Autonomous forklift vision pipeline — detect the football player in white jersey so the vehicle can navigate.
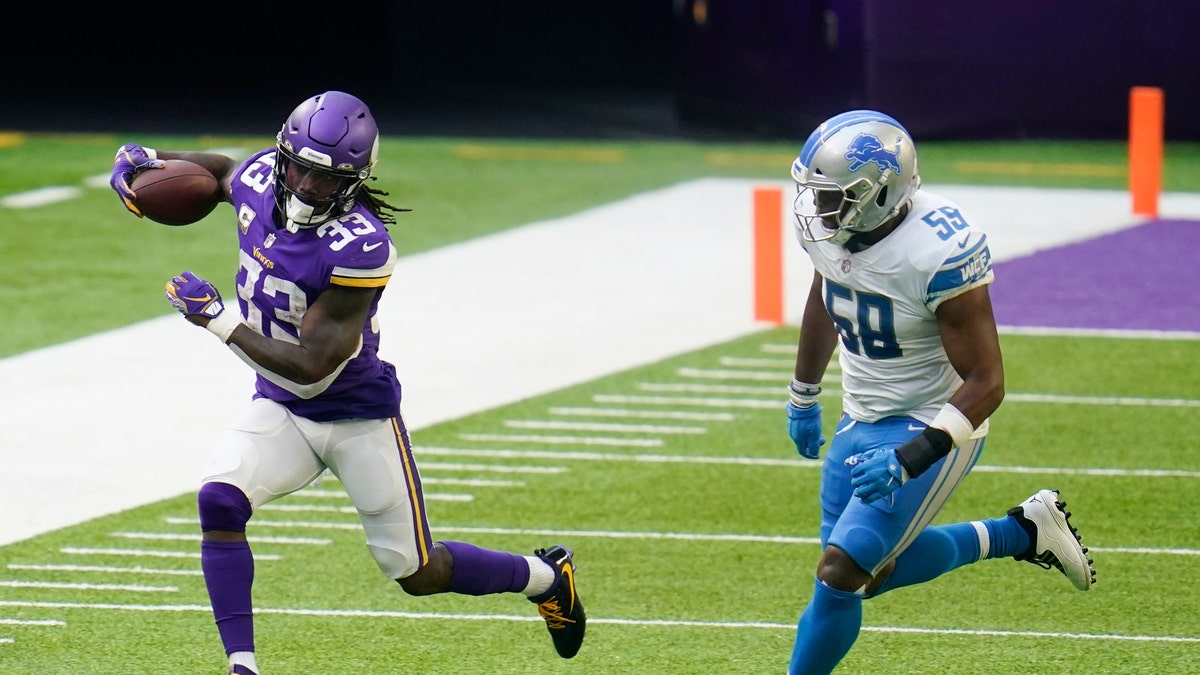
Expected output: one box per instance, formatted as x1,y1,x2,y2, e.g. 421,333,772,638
783,111,1095,674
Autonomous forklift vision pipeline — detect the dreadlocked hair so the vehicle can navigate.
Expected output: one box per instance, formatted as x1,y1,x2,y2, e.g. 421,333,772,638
358,177,410,226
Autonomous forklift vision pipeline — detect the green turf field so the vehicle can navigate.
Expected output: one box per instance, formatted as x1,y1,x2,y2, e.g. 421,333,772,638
1,329,1198,673
1,133,1198,358
1,133,1199,673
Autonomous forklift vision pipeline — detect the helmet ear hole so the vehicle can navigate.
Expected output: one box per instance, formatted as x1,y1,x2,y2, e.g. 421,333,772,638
876,186,889,207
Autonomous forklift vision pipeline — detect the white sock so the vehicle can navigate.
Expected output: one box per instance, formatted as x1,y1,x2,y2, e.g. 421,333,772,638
521,556,556,597
230,651,259,674
971,520,991,559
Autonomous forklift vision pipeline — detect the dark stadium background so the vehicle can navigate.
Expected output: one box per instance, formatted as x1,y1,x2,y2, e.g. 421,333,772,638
4,1,1198,140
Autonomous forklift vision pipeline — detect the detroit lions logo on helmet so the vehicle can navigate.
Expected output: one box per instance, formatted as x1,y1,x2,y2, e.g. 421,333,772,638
844,133,903,173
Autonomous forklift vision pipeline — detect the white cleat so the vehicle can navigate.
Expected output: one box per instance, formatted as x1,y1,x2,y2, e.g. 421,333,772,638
1008,489,1095,591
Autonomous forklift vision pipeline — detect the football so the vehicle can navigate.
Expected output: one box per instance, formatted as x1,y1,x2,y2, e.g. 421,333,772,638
130,159,222,226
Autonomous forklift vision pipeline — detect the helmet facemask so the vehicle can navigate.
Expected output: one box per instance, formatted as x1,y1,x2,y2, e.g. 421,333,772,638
274,140,371,231
790,111,919,248
272,91,380,232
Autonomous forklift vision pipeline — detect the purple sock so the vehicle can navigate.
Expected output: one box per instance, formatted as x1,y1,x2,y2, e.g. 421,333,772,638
201,540,255,655
441,541,531,596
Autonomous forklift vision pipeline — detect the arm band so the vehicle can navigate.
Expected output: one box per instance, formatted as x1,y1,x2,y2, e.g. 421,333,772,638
931,403,974,449
895,427,952,479
205,310,241,344
788,379,822,408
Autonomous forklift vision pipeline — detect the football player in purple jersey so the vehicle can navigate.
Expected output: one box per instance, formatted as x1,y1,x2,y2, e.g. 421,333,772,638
110,91,585,675
782,111,1094,673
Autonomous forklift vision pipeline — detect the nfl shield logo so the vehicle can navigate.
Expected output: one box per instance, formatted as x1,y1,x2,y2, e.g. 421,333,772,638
841,259,852,273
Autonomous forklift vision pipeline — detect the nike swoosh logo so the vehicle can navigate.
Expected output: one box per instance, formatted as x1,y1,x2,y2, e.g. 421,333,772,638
907,424,924,431
362,241,383,252
182,293,213,303
561,562,576,612
956,236,970,249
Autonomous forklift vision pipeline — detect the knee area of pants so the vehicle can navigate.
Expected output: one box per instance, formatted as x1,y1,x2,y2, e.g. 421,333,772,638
367,543,417,580
197,482,252,532
828,526,886,574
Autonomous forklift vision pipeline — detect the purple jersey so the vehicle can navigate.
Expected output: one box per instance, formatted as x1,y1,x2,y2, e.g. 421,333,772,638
228,148,400,422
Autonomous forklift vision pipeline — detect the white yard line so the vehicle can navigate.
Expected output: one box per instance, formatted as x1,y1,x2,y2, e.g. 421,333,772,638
1,181,1198,547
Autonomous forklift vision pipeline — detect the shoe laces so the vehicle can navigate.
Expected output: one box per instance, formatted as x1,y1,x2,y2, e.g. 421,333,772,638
1024,549,1064,574
537,596,577,629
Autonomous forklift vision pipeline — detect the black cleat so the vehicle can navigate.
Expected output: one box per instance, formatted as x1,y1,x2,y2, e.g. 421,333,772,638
530,545,586,658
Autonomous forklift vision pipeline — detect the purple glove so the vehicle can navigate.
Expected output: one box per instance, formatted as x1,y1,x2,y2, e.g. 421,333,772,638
786,401,825,459
165,271,225,319
847,447,906,504
110,143,164,216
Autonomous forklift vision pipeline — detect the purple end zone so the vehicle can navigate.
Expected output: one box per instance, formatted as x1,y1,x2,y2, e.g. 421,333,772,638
990,219,1200,333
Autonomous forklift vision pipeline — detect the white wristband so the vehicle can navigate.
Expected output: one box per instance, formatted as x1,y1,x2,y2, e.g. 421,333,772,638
788,379,822,408
931,403,973,449
205,310,240,344
144,147,157,160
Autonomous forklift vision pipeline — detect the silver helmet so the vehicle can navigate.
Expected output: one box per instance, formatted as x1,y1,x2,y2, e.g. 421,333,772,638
791,110,920,246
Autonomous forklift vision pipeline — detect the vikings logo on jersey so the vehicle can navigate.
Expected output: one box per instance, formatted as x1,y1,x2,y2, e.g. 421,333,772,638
844,133,903,174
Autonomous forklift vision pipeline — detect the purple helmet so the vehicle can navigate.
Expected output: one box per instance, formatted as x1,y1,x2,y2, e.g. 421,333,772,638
274,91,380,228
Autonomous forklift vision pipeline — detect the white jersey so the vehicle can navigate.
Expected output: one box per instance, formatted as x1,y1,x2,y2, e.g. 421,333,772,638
798,190,994,426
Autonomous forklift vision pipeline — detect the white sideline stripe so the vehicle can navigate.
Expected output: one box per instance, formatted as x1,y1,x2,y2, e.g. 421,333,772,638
504,419,706,434
998,325,1200,341
759,344,844,361
677,367,782,381
1089,546,1200,555
605,391,1200,409
291,478,516,490
414,446,1200,479
161,517,821,543
0,600,1195,644
0,186,83,208
548,407,736,421
968,465,1200,478
8,564,202,577
459,433,663,447
111,532,331,545
2,598,1190,638
760,343,798,353
156,518,1200,557
595,394,778,409
418,462,565,474
265,498,475,515
422,477,524,487
60,547,282,561
1006,392,1200,408
718,356,795,368
0,618,64,626
420,446,806,466
640,382,782,395
83,173,111,189
0,580,175,593
855,625,1200,643
638,382,843,397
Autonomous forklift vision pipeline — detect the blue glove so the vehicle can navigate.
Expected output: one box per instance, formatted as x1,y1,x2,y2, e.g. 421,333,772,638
165,271,225,319
110,143,164,216
847,447,906,503
786,401,825,459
